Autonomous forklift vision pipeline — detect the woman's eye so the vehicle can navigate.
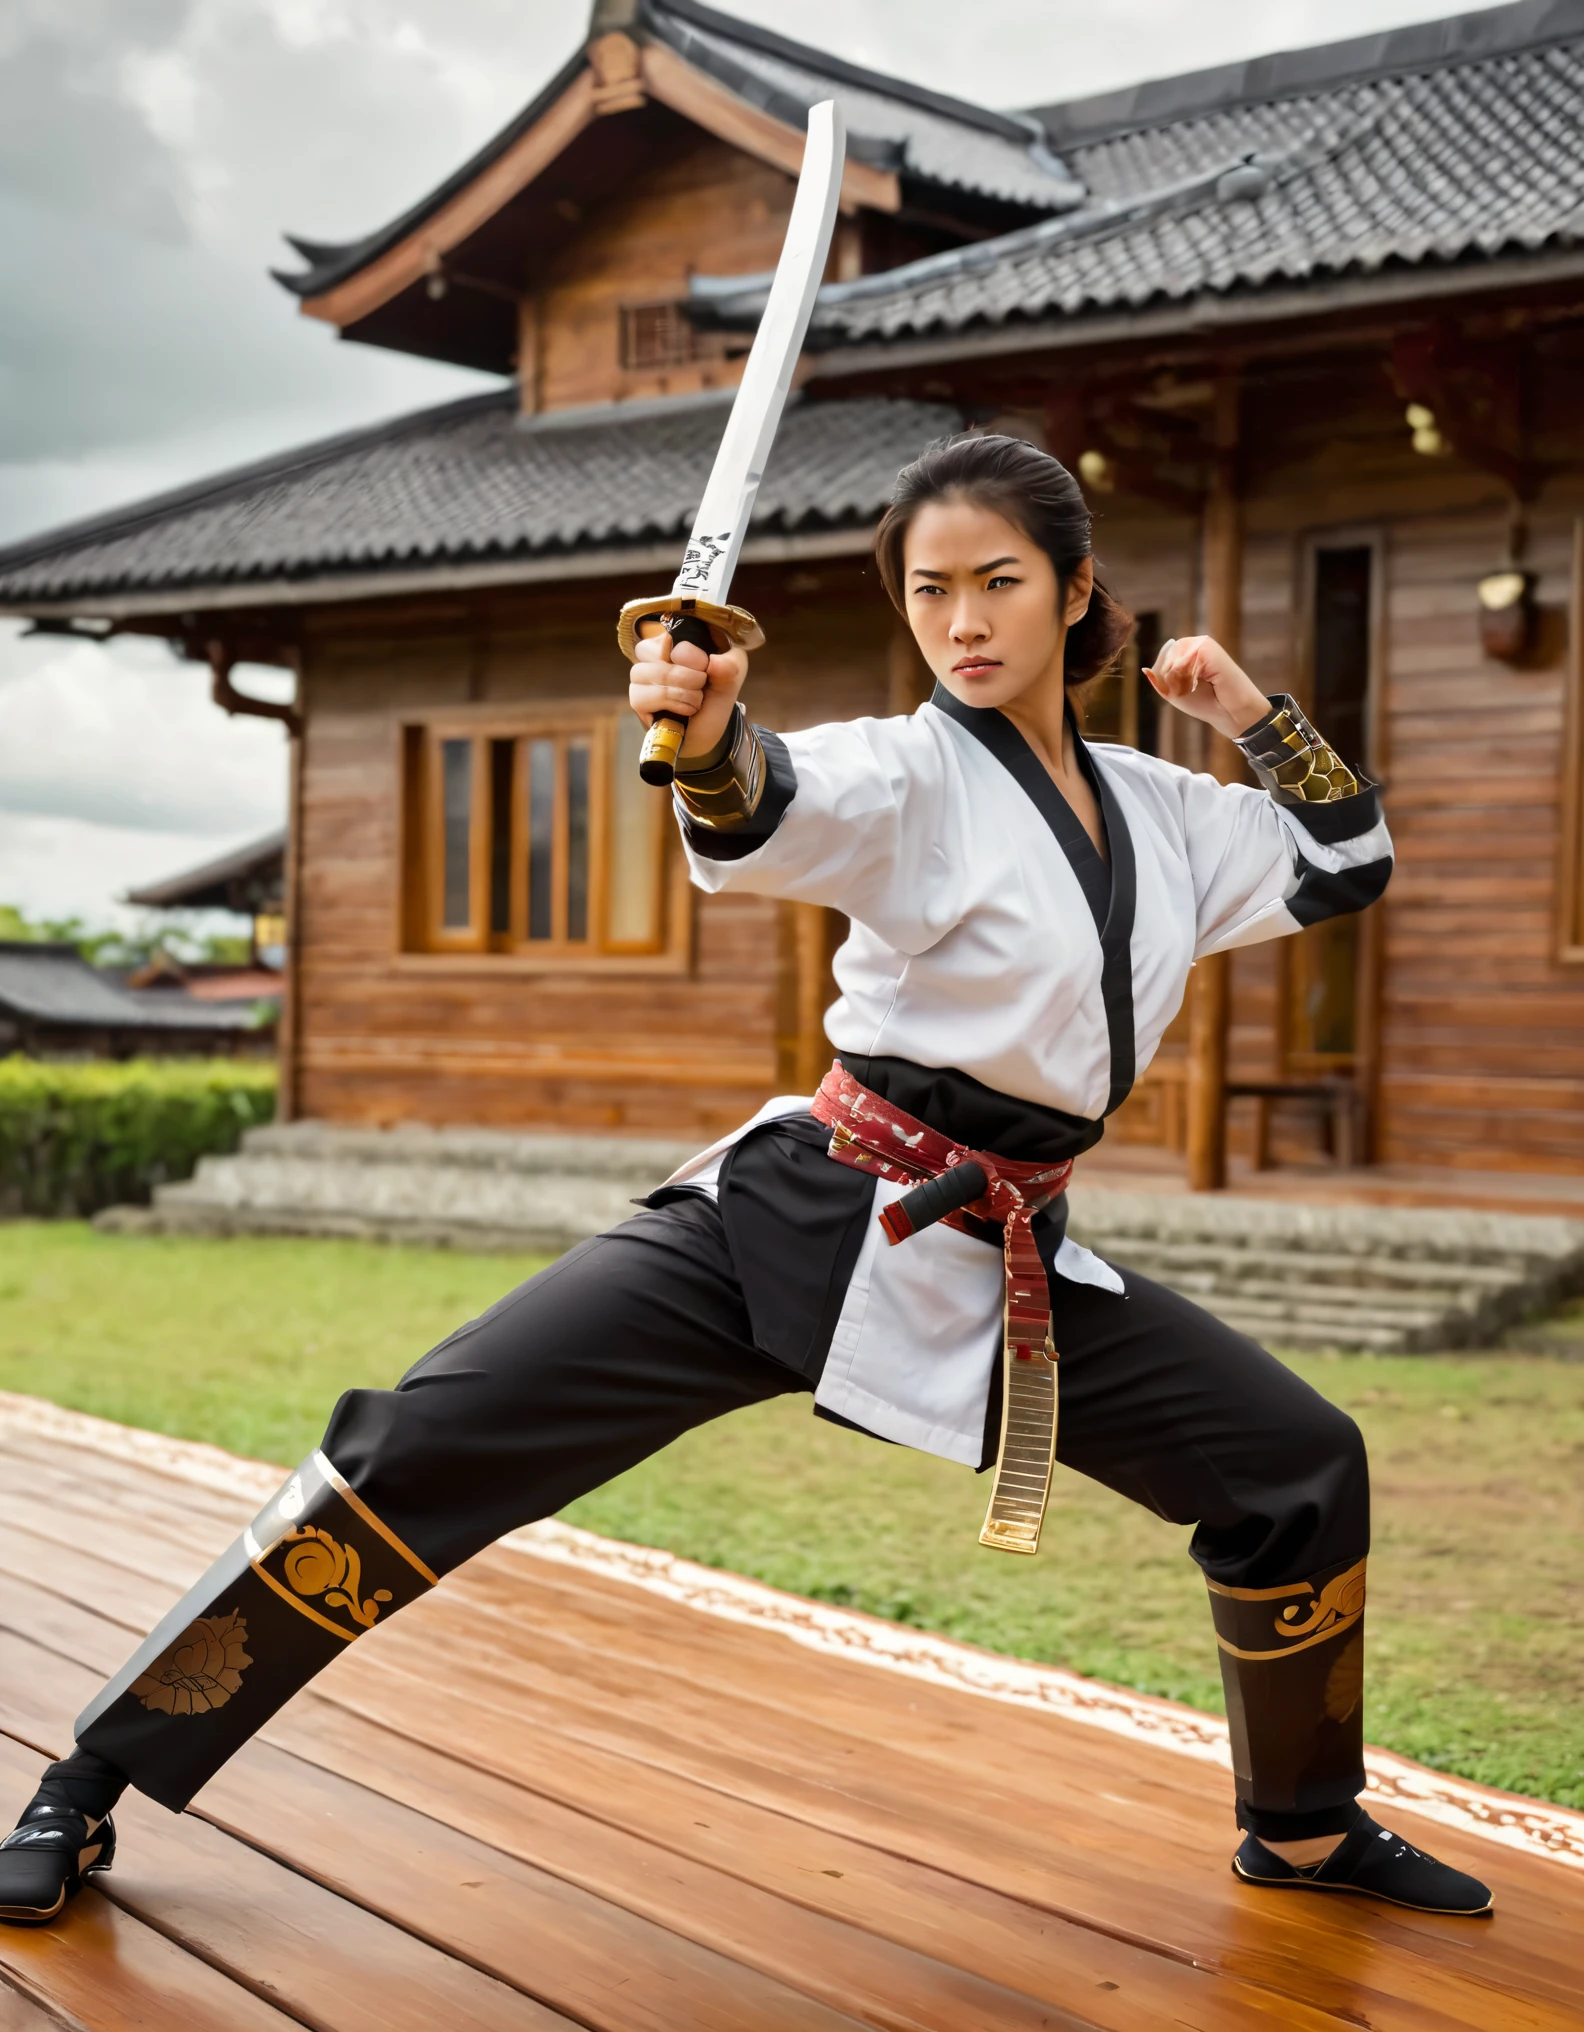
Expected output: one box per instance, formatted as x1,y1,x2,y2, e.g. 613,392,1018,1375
986,575,1018,591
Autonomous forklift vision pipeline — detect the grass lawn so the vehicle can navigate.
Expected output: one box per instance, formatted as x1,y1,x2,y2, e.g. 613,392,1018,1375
2,1220,1580,1809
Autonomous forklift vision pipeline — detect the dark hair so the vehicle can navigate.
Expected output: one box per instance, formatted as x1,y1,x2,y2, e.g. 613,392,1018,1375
874,433,1133,686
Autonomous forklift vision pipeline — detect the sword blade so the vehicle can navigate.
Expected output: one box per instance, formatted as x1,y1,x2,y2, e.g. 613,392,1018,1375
671,99,845,605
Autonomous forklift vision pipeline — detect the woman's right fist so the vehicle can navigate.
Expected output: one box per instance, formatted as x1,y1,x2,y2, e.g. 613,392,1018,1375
629,628,750,762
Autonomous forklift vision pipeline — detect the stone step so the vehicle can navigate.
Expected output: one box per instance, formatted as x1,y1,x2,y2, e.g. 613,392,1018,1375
1082,1236,1526,1294
94,1121,1584,1352
98,1122,698,1257
1192,1302,1425,1354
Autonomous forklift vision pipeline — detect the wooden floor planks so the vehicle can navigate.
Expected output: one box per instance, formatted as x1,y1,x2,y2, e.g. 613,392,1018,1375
0,1414,1580,2031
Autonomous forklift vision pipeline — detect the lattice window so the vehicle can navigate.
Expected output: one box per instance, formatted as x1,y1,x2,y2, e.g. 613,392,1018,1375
620,301,697,372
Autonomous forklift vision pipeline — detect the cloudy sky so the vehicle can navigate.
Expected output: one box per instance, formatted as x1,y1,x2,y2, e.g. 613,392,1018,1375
1,0,1464,926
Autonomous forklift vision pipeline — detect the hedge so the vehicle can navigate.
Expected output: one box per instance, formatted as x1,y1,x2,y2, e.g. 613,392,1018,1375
0,1057,277,1218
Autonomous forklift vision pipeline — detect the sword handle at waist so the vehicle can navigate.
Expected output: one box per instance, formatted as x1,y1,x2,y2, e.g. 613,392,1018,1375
879,1160,989,1245
617,595,766,788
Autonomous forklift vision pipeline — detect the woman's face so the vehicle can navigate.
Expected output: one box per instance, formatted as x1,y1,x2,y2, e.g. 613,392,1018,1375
901,495,1092,712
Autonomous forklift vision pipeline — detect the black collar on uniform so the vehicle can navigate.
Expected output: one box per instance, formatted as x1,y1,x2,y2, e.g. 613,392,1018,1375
929,682,1137,1116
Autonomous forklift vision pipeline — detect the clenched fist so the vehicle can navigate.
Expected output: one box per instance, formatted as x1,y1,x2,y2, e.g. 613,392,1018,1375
628,627,750,763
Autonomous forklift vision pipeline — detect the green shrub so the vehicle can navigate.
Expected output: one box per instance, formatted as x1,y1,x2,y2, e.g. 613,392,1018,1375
0,1057,276,1217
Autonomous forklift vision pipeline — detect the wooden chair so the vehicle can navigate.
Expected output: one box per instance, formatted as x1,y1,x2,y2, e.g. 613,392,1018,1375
1226,1077,1361,1170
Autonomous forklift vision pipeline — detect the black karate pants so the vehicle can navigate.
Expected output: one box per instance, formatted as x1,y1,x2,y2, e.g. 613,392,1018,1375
77,1196,1368,1841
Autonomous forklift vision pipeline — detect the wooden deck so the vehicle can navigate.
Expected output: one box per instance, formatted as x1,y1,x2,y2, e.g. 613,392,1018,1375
0,1396,1581,2031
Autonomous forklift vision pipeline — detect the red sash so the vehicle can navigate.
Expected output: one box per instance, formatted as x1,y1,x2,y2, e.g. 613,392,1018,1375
809,1063,1074,1554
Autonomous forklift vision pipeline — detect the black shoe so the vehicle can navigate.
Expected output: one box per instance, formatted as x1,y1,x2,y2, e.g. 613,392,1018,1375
1233,1810,1492,1915
0,1807,116,1926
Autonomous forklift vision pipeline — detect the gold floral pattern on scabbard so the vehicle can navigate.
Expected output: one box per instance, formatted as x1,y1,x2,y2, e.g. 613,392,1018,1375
131,1611,252,1716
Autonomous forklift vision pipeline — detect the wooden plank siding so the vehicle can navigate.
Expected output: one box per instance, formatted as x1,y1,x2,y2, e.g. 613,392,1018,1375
1374,507,1584,1170
292,557,891,1134
533,118,795,413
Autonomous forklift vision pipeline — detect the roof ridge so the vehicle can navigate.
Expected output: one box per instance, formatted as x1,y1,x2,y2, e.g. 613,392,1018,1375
0,388,514,576
642,0,1043,144
794,99,1392,319
1028,0,1584,148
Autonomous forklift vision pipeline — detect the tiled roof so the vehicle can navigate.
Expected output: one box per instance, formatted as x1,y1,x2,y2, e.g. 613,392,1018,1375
124,830,286,911
275,0,1078,304
712,0,1584,345
647,2,1081,212
0,392,960,610
0,946,256,1031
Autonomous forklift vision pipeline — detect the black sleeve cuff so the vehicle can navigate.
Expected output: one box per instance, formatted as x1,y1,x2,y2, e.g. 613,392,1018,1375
681,727,797,861
1274,783,1384,844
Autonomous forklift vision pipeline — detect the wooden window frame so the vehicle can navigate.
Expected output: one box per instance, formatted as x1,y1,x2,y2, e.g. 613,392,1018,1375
396,701,692,976
1556,518,1584,962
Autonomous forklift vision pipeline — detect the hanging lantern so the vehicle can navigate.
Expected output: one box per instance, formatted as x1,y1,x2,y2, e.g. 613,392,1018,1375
1405,403,1449,456
1476,569,1536,664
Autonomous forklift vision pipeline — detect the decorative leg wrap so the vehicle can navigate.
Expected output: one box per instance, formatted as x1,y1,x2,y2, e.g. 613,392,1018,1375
75,1452,436,1813
1206,1555,1368,1837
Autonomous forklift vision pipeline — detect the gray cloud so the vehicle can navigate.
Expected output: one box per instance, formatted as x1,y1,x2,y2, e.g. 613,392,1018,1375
0,0,193,241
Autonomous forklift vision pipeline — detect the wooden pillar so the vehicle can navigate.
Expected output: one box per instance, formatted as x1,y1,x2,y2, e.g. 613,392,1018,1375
276,653,306,1124
516,297,543,417
1185,372,1243,1191
887,618,931,716
776,902,839,1092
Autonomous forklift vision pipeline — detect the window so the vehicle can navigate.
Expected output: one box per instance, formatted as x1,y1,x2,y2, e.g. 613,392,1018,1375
402,710,676,961
1078,611,1163,753
1286,542,1378,1070
620,301,698,371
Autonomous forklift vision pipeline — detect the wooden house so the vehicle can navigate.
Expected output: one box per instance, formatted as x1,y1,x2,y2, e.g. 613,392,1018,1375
5,0,1584,1191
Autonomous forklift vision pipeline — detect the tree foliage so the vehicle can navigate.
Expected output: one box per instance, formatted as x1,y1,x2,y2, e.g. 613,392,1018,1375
0,902,251,968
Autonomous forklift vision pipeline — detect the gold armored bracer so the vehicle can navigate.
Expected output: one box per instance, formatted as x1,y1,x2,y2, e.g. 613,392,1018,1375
74,1452,436,1812
672,702,767,829
1234,695,1361,803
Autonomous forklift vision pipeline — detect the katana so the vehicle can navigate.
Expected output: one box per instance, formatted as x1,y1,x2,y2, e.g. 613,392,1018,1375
617,99,846,786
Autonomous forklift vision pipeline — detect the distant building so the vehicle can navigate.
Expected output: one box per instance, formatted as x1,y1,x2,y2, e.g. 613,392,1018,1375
0,944,267,1059
125,828,288,974
2,0,1584,1182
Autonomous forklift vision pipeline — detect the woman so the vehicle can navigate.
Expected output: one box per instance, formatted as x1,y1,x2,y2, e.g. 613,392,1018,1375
0,435,1490,1925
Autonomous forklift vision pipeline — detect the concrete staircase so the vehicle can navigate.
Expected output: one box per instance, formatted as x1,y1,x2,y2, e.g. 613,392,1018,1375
99,1122,1584,1353
1065,1185,1584,1352
100,1121,698,1257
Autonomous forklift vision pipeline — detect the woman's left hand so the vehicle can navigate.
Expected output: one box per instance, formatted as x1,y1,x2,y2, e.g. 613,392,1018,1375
1144,635,1271,740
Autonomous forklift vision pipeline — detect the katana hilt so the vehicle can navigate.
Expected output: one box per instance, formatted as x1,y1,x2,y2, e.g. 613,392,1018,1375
616,595,765,788
879,1160,989,1245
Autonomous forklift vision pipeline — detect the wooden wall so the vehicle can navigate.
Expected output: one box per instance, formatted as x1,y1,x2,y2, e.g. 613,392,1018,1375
531,118,794,412
1375,505,1584,1173
1054,341,1584,1177
290,555,890,1135
283,343,1584,1176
